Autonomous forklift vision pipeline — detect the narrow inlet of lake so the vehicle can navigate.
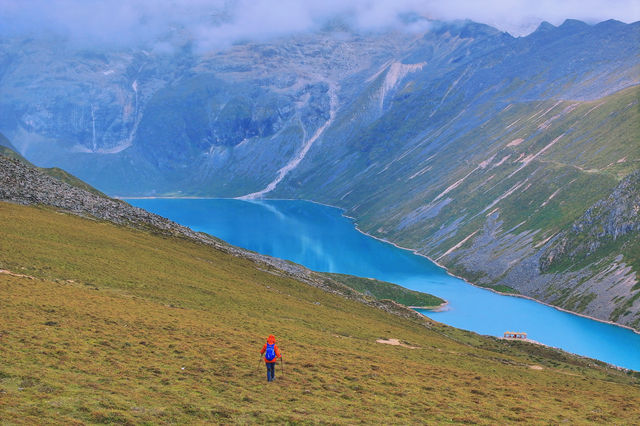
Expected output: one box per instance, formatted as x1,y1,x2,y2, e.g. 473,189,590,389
129,198,640,370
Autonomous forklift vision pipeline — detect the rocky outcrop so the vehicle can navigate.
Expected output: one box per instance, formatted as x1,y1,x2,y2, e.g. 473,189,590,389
541,171,640,271
440,172,640,330
1,155,191,233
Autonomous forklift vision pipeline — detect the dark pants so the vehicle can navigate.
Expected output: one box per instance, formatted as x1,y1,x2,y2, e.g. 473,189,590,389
266,362,275,381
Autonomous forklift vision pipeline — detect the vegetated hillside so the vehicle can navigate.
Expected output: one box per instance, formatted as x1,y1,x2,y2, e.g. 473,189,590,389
324,273,445,308
0,132,107,197
0,133,28,162
281,82,640,329
276,21,638,330
1,204,640,423
268,22,640,330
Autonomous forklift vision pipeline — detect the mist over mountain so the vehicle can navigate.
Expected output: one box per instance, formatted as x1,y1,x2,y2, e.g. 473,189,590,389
0,5,639,329
1,18,637,194
3,0,639,48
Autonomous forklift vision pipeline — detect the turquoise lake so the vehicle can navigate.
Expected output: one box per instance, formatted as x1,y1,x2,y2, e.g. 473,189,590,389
129,198,640,370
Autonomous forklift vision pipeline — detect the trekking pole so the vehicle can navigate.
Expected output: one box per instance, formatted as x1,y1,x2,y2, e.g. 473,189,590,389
257,356,263,372
281,357,285,376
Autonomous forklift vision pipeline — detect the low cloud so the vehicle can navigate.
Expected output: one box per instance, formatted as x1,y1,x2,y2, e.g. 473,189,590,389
1,0,638,51
423,0,640,35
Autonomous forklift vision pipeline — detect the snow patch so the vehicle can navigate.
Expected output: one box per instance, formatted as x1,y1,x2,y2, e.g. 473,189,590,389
529,101,563,122
408,164,432,180
486,207,500,217
505,117,522,130
430,67,468,118
432,168,476,202
494,155,511,167
582,102,604,118
507,133,565,179
534,234,556,248
541,188,561,207
340,190,353,201
432,154,495,202
479,154,496,169
437,230,479,261
481,179,529,214
378,62,426,109
366,60,393,83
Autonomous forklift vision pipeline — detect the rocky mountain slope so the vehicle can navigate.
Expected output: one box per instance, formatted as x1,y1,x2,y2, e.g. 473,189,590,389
1,18,638,328
285,81,640,329
276,21,640,329
0,28,415,195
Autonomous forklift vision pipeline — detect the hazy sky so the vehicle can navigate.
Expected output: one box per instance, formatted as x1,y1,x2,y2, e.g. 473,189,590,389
1,0,639,50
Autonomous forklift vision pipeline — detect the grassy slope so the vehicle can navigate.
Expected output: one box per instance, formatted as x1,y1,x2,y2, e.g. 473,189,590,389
1,202,639,424
0,145,31,165
0,133,15,149
330,86,639,311
388,85,639,254
324,272,445,308
39,167,109,198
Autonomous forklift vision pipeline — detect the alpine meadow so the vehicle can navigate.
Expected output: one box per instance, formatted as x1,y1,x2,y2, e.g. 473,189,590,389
1,0,639,424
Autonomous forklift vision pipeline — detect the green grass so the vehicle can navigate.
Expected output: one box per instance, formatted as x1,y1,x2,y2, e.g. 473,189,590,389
487,284,520,294
326,85,639,257
0,143,31,165
40,167,108,198
1,202,639,423
0,141,107,198
322,272,445,307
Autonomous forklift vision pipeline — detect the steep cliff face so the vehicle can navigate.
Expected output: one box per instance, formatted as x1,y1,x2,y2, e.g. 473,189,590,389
0,31,414,194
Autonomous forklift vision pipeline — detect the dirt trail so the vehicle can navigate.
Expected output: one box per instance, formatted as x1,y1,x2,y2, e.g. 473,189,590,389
0,269,36,280
375,338,419,349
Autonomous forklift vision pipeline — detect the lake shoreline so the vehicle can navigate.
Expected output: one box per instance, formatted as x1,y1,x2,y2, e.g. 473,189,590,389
120,195,640,336
408,302,449,312
345,214,640,336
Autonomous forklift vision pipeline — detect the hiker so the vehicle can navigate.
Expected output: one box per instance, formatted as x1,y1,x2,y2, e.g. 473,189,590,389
260,334,282,382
